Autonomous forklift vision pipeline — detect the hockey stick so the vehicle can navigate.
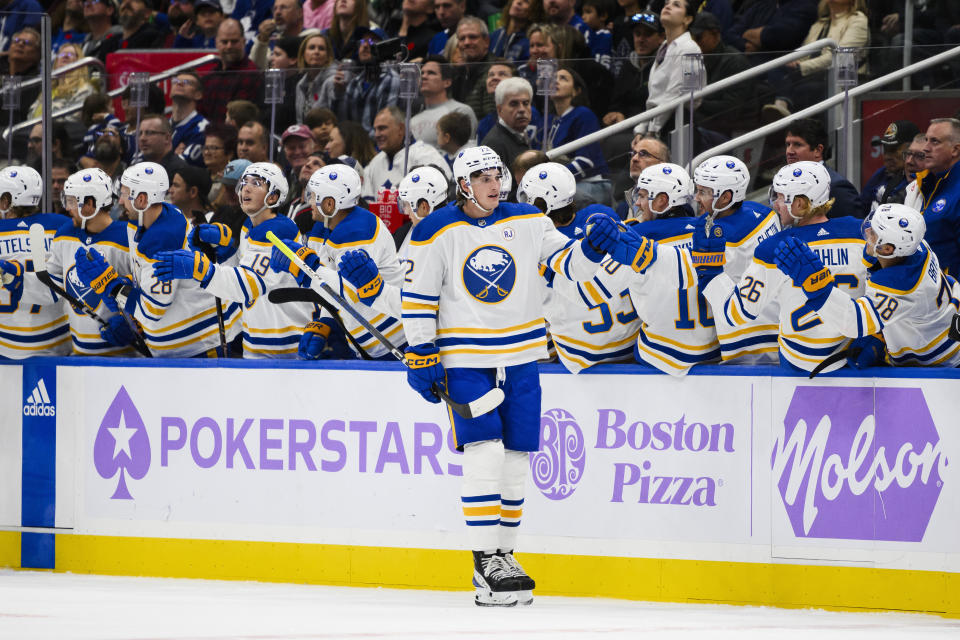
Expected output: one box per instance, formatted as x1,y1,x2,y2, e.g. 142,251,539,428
950,313,960,343
191,230,228,357
266,231,505,419
268,287,374,360
29,224,152,358
808,346,865,379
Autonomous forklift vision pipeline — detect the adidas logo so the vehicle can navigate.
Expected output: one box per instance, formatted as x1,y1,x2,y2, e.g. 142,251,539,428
23,378,55,417
817,228,829,237
17,220,27,228
685,224,694,230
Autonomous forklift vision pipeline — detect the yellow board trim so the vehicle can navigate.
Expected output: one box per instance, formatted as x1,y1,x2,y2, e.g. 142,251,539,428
3,534,946,617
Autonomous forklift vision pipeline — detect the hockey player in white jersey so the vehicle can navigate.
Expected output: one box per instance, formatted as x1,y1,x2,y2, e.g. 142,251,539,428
153,162,316,358
688,155,780,364
0,166,70,358
270,163,407,359
74,162,241,357
401,145,618,606
697,162,868,374
19,169,141,355
774,203,960,368
519,162,639,372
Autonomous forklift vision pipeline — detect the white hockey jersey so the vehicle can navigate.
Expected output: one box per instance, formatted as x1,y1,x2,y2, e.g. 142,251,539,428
704,217,868,373
817,241,960,367
203,215,316,358
403,201,604,368
129,203,241,357
305,206,407,357
22,219,139,355
0,213,70,358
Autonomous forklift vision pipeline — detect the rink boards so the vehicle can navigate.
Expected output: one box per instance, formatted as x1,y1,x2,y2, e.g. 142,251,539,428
1,358,959,616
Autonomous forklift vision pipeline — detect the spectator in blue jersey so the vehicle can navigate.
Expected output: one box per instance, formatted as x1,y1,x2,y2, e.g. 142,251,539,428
428,0,464,55
490,0,536,62
173,0,223,49
543,0,595,55
580,0,614,67
546,66,611,206
917,117,960,275
0,0,42,53
52,0,88,51
169,71,209,169
861,120,918,214
784,118,865,219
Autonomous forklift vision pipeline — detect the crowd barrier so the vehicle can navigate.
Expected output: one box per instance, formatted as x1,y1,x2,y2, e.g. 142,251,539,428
1,357,958,616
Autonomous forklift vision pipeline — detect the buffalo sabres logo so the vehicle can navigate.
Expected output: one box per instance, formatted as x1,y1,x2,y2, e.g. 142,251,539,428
463,245,515,304
66,264,99,307
933,198,946,213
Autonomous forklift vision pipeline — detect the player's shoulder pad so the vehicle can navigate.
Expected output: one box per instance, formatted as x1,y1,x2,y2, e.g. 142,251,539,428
139,203,188,259
497,201,541,219
53,218,79,239
306,219,329,243
720,201,775,241
248,215,298,243
410,204,466,244
635,216,697,242
33,213,71,231
868,243,928,293
578,204,617,221
327,206,379,247
96,219,134,246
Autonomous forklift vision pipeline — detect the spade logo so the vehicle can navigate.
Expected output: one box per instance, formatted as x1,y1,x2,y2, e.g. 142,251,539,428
93,386,151,500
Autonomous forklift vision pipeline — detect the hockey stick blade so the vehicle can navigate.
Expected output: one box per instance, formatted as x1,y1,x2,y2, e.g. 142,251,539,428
950,313,960,343
266,231,505,419
808,349,848,379
268,287,324,304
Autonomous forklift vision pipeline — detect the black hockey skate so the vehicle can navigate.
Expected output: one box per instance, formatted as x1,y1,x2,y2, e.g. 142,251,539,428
499,550,535,605
472,551,522,607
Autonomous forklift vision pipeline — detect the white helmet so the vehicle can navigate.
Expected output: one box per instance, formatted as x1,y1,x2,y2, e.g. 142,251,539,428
863,203,926,258
398,166,448,220
693,155,749,214
770,161,831,220
0,165,42,209
517,162,576,213
635,162,693,217
121,162,169,213
453,145,502,213
307,164,361,218
63,168,114,226
499,165,512,201
237,162,289,216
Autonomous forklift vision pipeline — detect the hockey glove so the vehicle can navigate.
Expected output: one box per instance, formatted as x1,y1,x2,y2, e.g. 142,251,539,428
583,212,619,261
0,259,23,289
849,334,886,369
299,319,334,360
153,250,214,287
609,226,657,274
270,239,320,287
690,218,726,288
338,249,383,305
75,247,120,295
404,343,445,404
100,314,136,348
774,236,835,310
191,223,237,262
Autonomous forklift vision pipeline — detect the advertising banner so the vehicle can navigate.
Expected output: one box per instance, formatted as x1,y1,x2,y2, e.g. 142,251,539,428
105,50,219,121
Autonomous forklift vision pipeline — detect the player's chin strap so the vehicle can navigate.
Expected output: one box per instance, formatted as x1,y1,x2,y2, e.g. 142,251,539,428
711,189,737,215
461,180,496,215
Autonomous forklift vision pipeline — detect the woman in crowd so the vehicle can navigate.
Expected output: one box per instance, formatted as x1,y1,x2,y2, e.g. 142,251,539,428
30,42,98,123
202,123,238,203
324,120,377,167
490,0,539,63
328,0,373,59
296,32,338,123
267,35,305,134
519,23,570,86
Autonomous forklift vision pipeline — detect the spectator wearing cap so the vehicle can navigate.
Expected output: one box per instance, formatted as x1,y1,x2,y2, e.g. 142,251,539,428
100,0,168,61
170,166,214,226
481,77,535,171
169,71,210,168
209,158,249,241
0,0,43,53
295,33,337,124
410,56,477,149
915,118,960,275
323,29,401,133
281,124,317,181
861,120,919,214
603,12,663,126
138,113,188,178
731,0,818,56
362,106,451,204
237,121,269,163
303,0,335,31
385,0,438,61
490,0,535,63
428,0,465,56
690,11,750,136
173,0,223,49
250,0,308,70
82,0,121,60
784,118,865,218
201,19,263,124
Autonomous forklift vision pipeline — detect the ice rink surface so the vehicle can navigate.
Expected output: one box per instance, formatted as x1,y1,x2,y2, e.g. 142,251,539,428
2,570,958,640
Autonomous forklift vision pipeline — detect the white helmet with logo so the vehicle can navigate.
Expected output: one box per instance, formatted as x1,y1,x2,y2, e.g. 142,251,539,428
635,162,693,217
121,162,169,212
770,161,831,215
453,145,502,213
693,155,749,213
306,164,361,218
238,162,289,216
398,166,448,220
63,168,114,226
0,165,42,210
863,203,926,258
517,162,576,213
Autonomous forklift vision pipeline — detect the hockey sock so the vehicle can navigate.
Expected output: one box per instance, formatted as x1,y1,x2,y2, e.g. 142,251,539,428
461,439,505,553
498,448,528,553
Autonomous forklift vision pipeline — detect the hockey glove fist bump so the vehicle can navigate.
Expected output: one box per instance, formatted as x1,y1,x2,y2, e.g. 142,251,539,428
192,223,236,262
583,213,619,261
74,247,137,313
0,259,23,289
774,236,834,309
404,343,445,404
154,250,214,287
849,334,886,369
609,226,657,274
299,319,334,360
338,250,383,305
270,239,319,287
690,219,726,287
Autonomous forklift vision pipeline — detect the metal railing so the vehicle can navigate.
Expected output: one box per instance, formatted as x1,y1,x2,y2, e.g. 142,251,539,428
16,56,106,91
3,53,220,140
690,45,960,184
546,38,840,161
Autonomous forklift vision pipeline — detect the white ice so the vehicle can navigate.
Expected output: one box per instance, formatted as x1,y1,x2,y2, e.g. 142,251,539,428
1,570,958,640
